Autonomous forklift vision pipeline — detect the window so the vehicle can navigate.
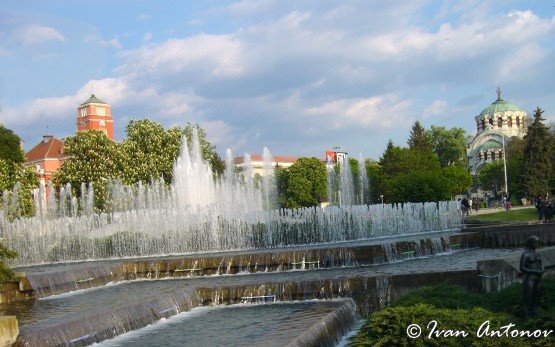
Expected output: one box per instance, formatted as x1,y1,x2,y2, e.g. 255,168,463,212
508,117,512,127
80,108,87,117
497,117,503,128
481,119,485,130
97,107,105,116
516,117,520,127
489,118,493,126
484,152,488,160
478,153,482,160
491,151,496,160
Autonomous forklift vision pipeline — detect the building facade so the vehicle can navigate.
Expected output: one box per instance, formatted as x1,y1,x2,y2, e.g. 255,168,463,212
233,155,299,177
76,94,114,140
25,135,65,192
467,89,527,175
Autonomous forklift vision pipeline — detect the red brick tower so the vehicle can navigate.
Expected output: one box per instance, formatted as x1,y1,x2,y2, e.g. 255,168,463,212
76,94,114,139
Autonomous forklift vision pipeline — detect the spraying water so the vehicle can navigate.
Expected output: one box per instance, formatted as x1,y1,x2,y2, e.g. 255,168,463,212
1,131,461,266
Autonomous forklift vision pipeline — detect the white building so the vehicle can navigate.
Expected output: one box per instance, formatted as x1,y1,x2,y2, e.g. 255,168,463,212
233,155,299,177
467,89,527,175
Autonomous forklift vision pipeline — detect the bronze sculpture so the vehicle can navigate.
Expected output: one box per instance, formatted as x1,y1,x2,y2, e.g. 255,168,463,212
519,235,545,318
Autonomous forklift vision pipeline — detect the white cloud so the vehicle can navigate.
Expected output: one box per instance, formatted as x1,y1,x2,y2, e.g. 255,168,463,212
117,34,244,78
307,95,413,129
84,35,122,49
16,25,65,45
423,100,448,119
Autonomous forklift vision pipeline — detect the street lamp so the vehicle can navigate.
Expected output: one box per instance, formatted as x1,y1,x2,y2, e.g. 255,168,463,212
380,194,384,205
502,134,509,200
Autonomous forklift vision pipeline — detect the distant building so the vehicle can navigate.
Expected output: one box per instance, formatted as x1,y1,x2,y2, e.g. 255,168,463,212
76,94,114,140
233,155,299,177
325,150,348,166
467,88,527,175
25,94,114,189
25,134,65,191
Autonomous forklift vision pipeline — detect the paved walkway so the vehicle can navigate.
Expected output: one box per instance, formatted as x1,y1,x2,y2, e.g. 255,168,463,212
466,204,535,216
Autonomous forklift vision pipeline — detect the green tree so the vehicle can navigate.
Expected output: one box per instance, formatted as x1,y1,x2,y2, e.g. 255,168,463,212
121,120,224,185
0,126,38,218
389,171,450,203
520,107,552,199
407,121,432,151
427,126,468,167
441,165,472,197
478,161,505,196
376,138,470,203
0,125,25,163
277,157,327,208
365,159,383,204
54,130,123,210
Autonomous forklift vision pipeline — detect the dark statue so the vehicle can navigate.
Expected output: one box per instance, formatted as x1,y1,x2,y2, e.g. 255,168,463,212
519,235,545,318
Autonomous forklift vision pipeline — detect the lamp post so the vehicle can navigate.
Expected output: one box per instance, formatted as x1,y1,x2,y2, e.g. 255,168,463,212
380,194,384,205
502,134,509,200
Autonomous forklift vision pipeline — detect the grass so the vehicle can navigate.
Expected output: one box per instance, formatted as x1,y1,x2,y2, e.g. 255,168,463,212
466,207,539,223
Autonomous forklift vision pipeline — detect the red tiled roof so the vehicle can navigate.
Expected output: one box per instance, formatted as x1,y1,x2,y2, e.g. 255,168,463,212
26,136,64,162
234,155,299,165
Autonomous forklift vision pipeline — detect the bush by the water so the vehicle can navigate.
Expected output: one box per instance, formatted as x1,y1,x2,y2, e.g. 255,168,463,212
0,241,17,284
350,278,555,346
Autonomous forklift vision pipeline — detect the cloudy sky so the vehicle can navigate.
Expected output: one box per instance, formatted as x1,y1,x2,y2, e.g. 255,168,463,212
1,0,554,160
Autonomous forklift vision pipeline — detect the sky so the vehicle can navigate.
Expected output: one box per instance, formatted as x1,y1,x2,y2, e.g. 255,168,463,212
1,0,554,160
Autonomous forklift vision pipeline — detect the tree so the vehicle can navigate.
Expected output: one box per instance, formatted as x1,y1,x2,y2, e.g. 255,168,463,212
0,126,38,218
478,161,505,197
376,138,471,203
365,159,383,203
441,165,472,197
389,171,450,203
426,126,468,167
0,125,25,163
121,120,225,185
54,130,123,210
520,107,552,199
407,121,432,151
277,157,327,208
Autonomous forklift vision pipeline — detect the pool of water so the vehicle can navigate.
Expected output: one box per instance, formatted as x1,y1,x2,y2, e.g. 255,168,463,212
96,300,354,347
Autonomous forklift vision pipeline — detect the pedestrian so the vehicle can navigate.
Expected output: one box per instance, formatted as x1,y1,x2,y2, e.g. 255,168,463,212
468,198,473,214
461,196,470,217
474,197,479,212
536,197,545,221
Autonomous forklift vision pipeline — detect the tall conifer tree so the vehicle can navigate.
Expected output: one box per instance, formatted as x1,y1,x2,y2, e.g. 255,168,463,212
407,121,432,151
520,107,552,198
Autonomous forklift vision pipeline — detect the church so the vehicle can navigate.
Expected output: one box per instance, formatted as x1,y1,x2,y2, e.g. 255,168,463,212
467,88,527,175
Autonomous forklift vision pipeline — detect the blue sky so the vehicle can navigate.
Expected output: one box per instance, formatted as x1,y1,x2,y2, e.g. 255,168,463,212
1,0,554,160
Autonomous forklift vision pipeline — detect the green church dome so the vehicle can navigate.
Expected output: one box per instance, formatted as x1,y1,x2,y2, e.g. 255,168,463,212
477,139,501,152
479,98,523,116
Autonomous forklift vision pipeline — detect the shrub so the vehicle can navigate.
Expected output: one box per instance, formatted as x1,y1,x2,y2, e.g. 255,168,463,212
350,304,525,346
0,242,17,285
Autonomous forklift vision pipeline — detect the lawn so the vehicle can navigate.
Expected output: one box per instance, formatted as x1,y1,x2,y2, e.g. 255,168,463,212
466,207,539,223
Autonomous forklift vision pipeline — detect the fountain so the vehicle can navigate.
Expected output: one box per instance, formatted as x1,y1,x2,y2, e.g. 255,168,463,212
1,130,460,267
0,130,467,346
